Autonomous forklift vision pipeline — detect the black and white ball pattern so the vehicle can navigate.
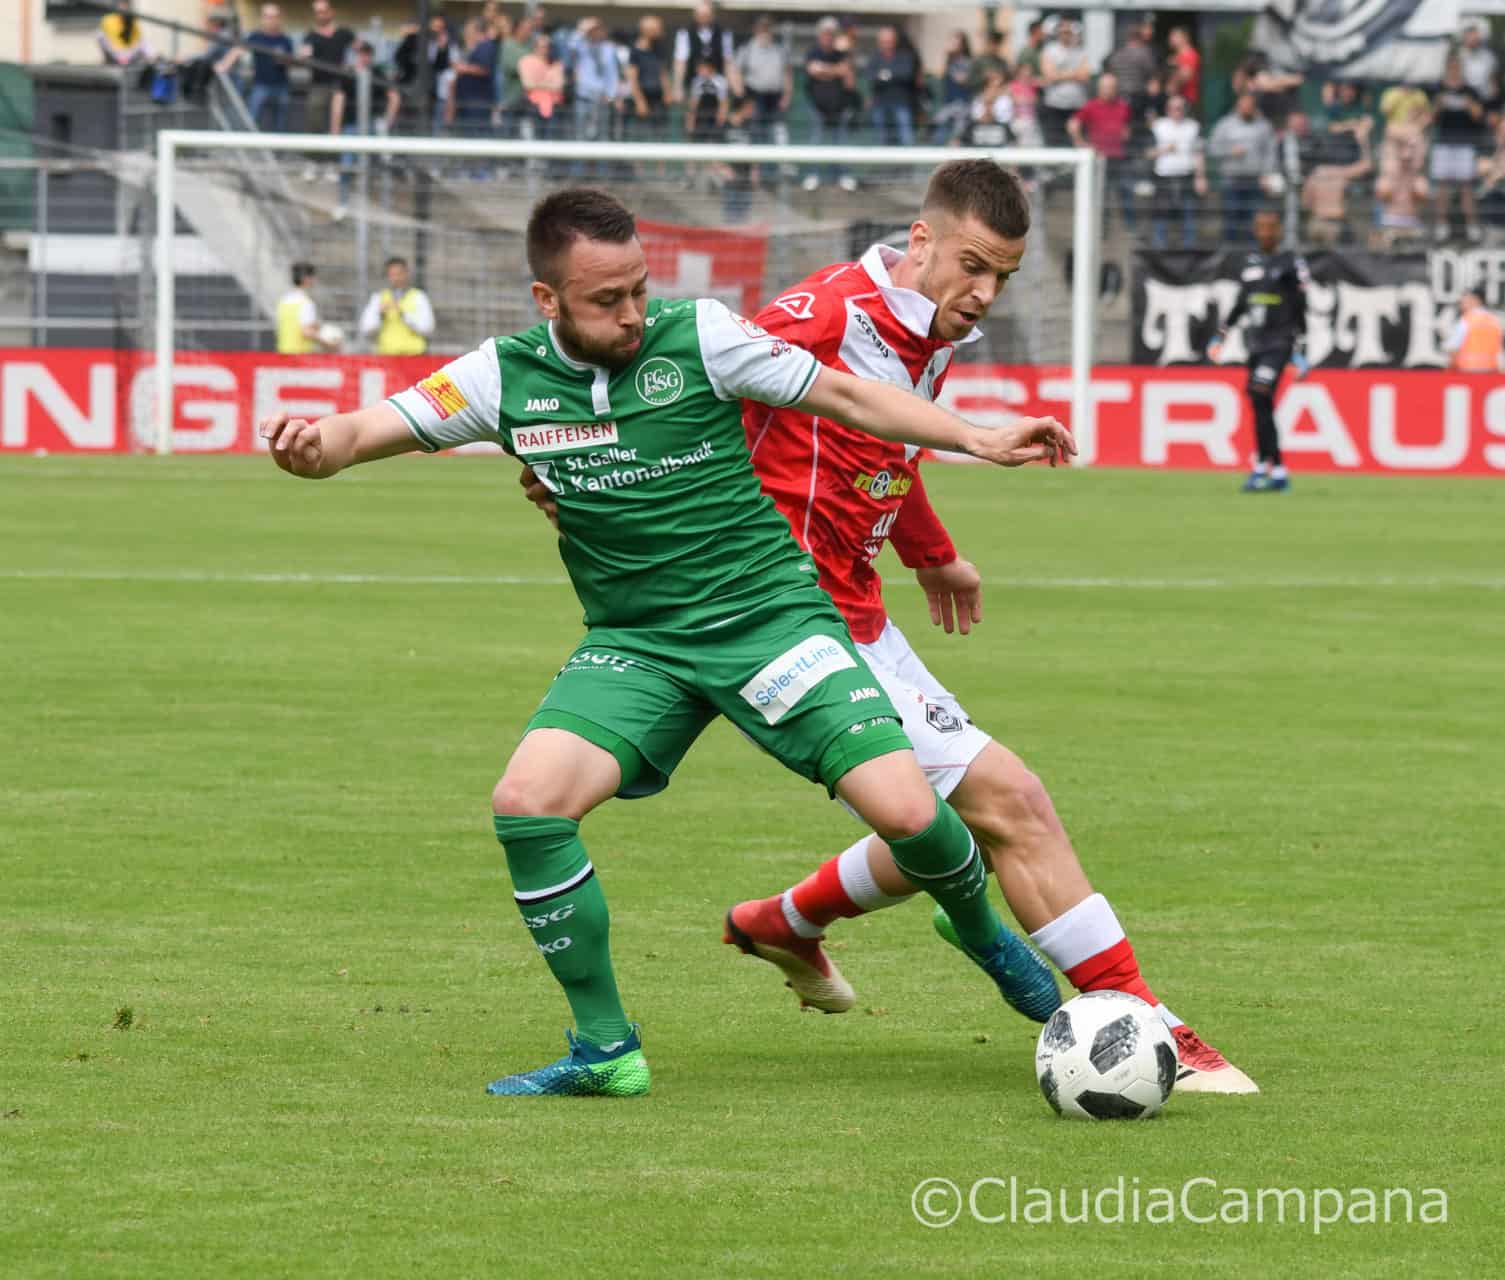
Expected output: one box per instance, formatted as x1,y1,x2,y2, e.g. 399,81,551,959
1035,991,1177,1119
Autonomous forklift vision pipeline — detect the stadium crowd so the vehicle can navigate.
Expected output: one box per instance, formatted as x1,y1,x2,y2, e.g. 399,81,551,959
99,0,1505,247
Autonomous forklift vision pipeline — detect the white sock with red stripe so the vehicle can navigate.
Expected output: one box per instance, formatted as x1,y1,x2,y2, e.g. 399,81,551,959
779,838,908,938
1029,893,1183,1031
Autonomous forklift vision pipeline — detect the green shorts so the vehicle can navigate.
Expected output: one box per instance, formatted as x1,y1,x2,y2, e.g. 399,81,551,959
525,587,911,798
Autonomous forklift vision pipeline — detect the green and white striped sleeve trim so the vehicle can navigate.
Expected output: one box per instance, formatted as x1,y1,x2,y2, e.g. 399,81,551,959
387,341,504,452
696,297,821,407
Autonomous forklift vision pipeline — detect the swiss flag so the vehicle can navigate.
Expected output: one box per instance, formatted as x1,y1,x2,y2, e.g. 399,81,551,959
637,220,768,318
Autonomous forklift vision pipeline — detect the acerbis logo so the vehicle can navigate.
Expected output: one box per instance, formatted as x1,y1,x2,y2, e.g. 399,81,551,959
853,309,893,360
537,936,573,955
850,686,881,702
636,357,685,406
523,903,577,930
771,291,816,321
525,397,561,413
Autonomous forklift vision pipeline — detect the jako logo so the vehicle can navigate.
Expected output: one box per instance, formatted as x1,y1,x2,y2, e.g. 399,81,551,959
525,397,561,412
738,635,857,725
523,903,577,930
537,936,573,955
636,358,685,406
850,686,881,702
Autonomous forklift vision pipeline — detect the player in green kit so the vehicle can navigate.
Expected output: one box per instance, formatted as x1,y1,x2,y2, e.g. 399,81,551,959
260,189,1075,1097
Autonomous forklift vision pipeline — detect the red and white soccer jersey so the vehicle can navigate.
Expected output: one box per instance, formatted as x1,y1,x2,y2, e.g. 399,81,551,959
744,243,980,647
744,243,991,795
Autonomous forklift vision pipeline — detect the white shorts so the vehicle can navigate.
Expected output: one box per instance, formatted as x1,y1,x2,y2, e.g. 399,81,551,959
1430,143,1476,184
855,619,992,799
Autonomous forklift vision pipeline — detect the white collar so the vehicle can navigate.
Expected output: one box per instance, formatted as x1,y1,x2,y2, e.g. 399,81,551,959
547,320,595,372
859,243,984,345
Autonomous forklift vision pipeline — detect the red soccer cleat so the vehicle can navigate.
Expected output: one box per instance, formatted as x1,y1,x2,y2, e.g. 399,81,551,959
723,896,856,1014
1171,1024,1260,1094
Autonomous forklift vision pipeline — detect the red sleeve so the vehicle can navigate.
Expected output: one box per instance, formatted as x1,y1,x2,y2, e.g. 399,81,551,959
889,468,958,569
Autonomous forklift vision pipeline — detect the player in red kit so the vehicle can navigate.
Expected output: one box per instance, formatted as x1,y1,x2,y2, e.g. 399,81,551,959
724,160,1256,1093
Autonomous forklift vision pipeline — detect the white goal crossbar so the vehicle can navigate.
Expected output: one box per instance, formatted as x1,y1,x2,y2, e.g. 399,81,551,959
153,129,1098,455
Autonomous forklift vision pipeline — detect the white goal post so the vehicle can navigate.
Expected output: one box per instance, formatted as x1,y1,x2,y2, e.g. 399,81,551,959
153,129,1099,456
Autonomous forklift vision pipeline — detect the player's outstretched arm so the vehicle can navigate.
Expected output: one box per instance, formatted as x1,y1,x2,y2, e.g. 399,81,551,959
795,367,1075,468
260,403,420,479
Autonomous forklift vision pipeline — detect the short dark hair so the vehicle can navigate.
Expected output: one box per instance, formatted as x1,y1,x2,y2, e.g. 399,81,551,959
384,255,409,271
525,187,637,285
291,261,315,286
922,160,1030,241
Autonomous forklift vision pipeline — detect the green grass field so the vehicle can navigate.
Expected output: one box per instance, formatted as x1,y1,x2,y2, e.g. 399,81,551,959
2,457,1502,1278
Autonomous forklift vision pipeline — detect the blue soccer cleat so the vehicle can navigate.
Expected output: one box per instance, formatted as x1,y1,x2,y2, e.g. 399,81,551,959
1240,470,1269,493
932,905,1062,1023
1265,472,1290,492
485,1025,651,1097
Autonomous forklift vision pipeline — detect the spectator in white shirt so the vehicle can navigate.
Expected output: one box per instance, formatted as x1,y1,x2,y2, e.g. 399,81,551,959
1149,95,1207,247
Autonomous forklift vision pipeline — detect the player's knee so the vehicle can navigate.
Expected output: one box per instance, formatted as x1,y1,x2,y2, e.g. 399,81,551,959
872,787,942,842
957,755,1060,854
491,772,562,819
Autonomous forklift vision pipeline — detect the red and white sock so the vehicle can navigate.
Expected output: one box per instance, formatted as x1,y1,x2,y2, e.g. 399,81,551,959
1029,892,1184,1031
780,837,909,938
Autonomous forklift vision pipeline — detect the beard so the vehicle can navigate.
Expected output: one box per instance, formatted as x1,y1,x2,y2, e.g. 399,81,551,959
555,307,643,371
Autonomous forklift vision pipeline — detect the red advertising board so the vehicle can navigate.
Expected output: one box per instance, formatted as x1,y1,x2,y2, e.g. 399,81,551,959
2,349,1504,475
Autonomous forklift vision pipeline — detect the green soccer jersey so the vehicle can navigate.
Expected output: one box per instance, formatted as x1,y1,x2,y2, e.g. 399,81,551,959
388,298,823,629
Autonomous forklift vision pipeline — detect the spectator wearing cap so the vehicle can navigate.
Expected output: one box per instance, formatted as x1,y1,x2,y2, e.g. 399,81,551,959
736,16,793,150
802,16,857,191
1208,91,1278,242
1040,20,1091,147
1069,72,1137,232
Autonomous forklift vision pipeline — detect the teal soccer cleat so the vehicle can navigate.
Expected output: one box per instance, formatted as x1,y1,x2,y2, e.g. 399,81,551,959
932,905,1062,1023
485,1026,651,1097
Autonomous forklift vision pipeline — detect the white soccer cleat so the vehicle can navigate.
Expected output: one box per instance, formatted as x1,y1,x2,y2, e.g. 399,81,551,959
1171,1025,1260,1094
723,896,855,1014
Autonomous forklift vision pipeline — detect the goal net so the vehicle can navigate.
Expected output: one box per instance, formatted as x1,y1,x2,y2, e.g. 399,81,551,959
150,130,1099,456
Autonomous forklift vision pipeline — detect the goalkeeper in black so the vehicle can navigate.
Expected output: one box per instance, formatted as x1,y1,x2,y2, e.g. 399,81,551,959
1210,207,1310,493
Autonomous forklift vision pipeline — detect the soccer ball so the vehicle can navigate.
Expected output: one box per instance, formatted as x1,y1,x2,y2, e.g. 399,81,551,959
1035,991,1177,1119
318,322,345,349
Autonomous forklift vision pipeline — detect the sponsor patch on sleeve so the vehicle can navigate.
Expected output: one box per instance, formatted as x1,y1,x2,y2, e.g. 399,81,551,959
414,371,469,420
738,635,857,726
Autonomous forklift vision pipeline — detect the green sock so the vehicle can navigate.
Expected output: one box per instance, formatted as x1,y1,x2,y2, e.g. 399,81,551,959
888,795,1003,956
494,814,631,1047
